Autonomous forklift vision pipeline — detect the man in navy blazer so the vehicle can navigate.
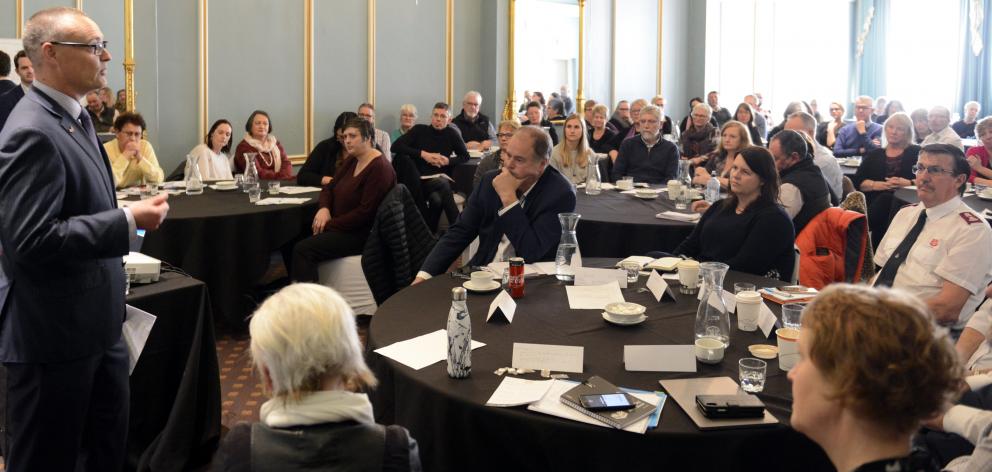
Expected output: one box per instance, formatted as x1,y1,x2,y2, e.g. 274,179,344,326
414,126,576,280
0,50,33,132
0,8,169,471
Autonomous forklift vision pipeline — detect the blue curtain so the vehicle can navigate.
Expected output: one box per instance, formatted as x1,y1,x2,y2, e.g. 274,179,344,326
848,0,889,110
957,0,992,117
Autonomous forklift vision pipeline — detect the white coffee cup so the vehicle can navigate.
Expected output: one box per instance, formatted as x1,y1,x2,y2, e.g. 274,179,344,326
736,291,762,331
677,260,700,288
694,337,726,364
470,271,494,287
617,177,634,190
776,327,800,371
667,180,682,200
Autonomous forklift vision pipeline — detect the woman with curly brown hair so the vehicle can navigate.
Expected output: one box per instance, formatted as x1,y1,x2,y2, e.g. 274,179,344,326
789,284,963,472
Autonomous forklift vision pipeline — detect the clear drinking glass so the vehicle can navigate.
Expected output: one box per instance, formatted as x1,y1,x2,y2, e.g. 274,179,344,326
620,261,641,284
268,181,281,194
734,282,756,294
739,358,767,393
782,303,805,330
248,183,261,203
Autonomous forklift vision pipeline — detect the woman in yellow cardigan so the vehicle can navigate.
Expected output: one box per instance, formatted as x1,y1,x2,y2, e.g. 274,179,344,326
103,112,164,188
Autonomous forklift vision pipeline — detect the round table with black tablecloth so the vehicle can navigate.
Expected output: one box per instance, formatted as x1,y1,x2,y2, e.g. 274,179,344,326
575,189,697,257
368,259,831,472
128,185,318,328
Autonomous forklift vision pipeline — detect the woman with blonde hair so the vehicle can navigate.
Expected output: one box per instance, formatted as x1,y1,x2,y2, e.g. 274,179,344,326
693,120,752,188
212,283,421,471
789,284,962,472
550,114,592,185
473,119,521,189
390,103,418,142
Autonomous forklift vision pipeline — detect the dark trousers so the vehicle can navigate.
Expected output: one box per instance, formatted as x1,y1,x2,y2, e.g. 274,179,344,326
421,177,460,232
918,384,992,466
4,337,129,472
291,230,367,282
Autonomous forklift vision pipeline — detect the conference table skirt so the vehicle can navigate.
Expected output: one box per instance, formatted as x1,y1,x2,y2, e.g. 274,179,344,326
368,260,831,471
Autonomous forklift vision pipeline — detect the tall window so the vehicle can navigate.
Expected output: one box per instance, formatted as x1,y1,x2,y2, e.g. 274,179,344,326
706,0,851,118
514,0,579,105
886,0,962,111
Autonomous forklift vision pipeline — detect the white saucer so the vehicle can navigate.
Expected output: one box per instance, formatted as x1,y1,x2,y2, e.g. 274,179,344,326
211,185,238,191
601,312,647,325
635,193,658,200
978,193,992,201
463,280,501,293
842,161,860,167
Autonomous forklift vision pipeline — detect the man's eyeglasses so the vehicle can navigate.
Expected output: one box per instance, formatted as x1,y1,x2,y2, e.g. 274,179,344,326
49,40,108,56
912,164,955,175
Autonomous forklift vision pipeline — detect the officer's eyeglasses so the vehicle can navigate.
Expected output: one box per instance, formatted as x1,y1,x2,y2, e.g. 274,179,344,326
912,164,955,176
49,40,108,56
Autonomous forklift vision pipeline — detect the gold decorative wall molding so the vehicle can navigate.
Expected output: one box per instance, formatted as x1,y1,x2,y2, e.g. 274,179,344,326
123,0,135,111
368,0,376,106
198,0,208,140
502,0,516,120
304,0,314,155
76,0,83,11
15,0,22,38
576,0,586,114
445,0,454,105
656,0,663,95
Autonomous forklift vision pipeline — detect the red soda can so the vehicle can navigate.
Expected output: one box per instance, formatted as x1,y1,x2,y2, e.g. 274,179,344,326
509,257,525,298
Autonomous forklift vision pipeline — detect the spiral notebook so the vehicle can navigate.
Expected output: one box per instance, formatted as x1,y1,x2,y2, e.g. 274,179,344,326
559,376,656,429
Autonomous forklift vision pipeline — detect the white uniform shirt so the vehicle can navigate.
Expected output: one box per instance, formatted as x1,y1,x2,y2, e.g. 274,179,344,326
813,143,843,201
873,197,992,329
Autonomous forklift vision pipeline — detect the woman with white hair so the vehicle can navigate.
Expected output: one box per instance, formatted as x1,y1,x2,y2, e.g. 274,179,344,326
680,102,718,164
212,284,421,471
391,104,418,143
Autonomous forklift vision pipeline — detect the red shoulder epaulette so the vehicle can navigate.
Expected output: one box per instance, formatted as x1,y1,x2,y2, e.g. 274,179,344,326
960,212,982,225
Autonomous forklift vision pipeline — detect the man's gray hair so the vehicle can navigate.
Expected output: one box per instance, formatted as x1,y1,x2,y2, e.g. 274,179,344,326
518,125,552,162
23,7,88,65
463,90,482,103
788,111,818,134
640,104,662,121
930,105,951,119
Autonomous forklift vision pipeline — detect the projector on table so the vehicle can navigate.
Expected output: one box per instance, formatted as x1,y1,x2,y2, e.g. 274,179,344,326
123,251,161,283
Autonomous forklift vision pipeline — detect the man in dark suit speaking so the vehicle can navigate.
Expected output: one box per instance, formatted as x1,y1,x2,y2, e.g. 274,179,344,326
414,125,576,281
0,8,169,471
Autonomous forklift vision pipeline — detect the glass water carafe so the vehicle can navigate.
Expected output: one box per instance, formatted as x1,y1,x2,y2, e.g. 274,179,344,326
242,152,259,193
694,262,731,348
555,212,581,282
585,154,602,195
185,154,204,195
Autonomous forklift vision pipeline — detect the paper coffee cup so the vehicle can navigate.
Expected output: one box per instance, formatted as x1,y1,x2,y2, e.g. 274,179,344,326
677,260,700,288
667,180,681,200
694,337,726,364
736,291,761,331
776,327,800,371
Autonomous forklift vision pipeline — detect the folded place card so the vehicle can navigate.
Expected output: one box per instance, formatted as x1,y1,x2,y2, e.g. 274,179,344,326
758,302,778,338
487,290,517,323
709,289,736,313
646,270,674,302
623,345,696,372
574,267,627,288
512,343,584,373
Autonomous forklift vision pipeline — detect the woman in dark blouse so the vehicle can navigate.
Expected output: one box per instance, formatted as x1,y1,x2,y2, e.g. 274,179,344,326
675,146,795,280
291,118,397,282
588,103,618,159
733,102,764,147
851,112,918,248
297,111,358,187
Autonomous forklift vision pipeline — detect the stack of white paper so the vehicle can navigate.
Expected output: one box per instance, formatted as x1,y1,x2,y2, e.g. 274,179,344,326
565,281,625,310
655,211,701,222
486,377,554,407
276,186,322,195
254,197,312,206
373,329,486,370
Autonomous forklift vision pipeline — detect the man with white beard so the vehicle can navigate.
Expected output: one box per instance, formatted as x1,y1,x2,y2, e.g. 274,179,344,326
611,105,681,184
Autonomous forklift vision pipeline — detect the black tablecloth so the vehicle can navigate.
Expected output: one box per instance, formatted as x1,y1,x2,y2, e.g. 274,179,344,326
127,272,221,471
368,259,831,471
575,190,696,257
133,185,318,327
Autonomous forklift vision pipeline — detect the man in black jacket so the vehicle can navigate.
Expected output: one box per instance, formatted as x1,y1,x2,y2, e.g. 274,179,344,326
770,130,830,234
452,90,495,151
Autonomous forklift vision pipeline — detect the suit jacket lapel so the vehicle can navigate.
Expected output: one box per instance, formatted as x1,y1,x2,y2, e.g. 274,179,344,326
31,90,116,207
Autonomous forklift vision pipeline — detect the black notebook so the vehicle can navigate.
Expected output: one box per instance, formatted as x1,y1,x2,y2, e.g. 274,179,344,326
559,376,656,429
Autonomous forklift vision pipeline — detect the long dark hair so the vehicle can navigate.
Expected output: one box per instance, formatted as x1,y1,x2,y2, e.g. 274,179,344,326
204,119,233,154
721,145,780,214
333,111,358,137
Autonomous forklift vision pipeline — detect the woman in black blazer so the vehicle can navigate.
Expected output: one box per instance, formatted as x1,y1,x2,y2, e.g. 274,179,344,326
851,112,919,247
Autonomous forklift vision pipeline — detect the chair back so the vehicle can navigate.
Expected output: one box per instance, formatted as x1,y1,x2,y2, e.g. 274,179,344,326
361,184,437,305
839,191,876,281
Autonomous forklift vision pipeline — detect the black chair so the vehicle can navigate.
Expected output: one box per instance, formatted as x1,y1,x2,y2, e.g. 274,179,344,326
361,184,438,305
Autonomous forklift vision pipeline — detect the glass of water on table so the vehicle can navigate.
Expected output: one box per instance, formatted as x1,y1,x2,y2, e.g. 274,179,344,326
739,358,767,393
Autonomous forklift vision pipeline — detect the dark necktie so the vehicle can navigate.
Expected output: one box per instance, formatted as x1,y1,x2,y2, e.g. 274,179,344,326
77,110,101,154
874,210,927,287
